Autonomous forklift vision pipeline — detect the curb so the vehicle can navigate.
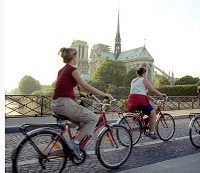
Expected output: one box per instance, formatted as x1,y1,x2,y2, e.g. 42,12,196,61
5,115,188,133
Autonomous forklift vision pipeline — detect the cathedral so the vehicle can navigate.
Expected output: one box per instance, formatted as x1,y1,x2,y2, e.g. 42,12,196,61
70,11,175,85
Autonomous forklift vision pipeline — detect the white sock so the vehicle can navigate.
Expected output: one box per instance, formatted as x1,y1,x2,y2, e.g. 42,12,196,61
150,131,156,134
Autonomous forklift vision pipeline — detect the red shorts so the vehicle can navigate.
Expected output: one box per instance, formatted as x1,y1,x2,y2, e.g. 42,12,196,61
127,94,150,112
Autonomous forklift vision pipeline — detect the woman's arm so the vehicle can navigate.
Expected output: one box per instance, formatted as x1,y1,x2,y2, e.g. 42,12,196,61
72,70,112,99
143,78,166,96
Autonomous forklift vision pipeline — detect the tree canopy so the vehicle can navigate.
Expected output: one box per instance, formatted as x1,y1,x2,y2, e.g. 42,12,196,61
92,59,127,87
123,68,137,87
154,77,170,88
19,75,41,94
175,75,199,85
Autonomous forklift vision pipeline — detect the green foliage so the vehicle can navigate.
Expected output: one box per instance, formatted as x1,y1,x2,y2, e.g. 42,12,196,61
51,81,56,88
154,77,170,88
92,59,126,87
31,85,54,96
9,88,21,95
156,84,197,96
88,80,108,93
123,68,137,87
42,87,54,96
19,75,41,94
175,75,199,85
106,84,130,96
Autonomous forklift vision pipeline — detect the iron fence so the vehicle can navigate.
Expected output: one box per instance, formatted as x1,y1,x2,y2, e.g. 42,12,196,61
5,95,199,118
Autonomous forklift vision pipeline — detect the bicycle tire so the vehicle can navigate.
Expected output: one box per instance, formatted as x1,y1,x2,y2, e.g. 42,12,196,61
156,113,175,141
95,124,132,169
117,115,142,145
12,128,68,173
189,115,200,148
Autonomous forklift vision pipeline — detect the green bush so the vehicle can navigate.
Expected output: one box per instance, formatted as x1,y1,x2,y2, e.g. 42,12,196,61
155,84,197,96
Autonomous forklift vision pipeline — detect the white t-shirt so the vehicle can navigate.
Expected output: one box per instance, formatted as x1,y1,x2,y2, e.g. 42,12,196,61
130,77,148,95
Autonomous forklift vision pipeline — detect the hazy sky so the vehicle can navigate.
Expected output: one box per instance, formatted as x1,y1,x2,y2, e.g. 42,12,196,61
4,0,200,92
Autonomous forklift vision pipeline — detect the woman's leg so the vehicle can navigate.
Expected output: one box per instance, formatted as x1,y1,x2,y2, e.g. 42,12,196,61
148,109,157,132
52,97,98,141
73,107,98,142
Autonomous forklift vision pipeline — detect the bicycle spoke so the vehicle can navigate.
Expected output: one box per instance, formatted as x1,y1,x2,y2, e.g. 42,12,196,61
12,129,67,173
96,124,132,169
118,115,141,145
157,113,175,141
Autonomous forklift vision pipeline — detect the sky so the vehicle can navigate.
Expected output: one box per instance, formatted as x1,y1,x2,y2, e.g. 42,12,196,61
4,0,200,92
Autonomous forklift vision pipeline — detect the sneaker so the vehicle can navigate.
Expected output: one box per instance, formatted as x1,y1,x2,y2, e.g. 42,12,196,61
149,132,159,139
67,140,81,159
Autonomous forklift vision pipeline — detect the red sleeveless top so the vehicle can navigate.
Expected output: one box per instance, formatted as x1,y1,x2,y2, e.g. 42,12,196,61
53,64,77,100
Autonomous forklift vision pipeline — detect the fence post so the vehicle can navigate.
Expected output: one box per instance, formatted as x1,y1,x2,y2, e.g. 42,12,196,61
191,97,194,109
41,96,44,116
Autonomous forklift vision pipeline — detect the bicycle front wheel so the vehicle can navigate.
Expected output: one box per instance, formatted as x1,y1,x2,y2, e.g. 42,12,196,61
156,113,175,141
96,124,132,169
189,115,200,148
12,128,67,173
117,115,142,145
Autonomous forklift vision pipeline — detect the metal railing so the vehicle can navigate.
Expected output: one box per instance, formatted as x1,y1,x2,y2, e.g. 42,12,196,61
5,95,200,118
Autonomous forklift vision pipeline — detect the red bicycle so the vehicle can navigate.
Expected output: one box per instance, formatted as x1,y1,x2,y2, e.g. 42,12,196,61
12,94,132,173
117,96,175,145
189,113,200,148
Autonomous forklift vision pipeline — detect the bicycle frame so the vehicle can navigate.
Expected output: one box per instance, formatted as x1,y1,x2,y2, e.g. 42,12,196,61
17,95,117,155
118,96,169,134
12,95,134,172
17,124,68,160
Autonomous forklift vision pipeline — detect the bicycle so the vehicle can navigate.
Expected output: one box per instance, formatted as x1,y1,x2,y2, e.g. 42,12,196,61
12,94,133,173
117,96,175,145
189,113,200,148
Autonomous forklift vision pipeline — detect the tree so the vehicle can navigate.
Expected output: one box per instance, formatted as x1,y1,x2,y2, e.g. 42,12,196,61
92,59,126,88
88,80,108,92
19,75,41,94
8,88,20,95
154,77,170,88
175,75,199,85
123,68,137,87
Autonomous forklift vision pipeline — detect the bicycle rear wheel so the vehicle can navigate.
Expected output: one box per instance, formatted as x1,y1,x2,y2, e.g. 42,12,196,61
96,124,132,169
156,113,175,141
12,128,67,173
117,115,142,145
189,115,200,148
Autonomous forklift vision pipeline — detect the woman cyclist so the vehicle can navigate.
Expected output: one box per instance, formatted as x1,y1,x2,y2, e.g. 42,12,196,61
51,47,112,158
127,67,166,139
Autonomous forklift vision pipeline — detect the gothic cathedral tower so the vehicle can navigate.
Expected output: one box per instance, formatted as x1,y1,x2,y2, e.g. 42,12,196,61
114,10,121,60
71,40,89,74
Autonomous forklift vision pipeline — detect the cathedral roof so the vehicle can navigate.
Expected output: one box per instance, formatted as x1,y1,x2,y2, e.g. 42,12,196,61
117,46,154,61
100,51,115,60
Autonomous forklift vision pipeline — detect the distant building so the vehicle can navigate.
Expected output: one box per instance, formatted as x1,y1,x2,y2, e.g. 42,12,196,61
71,11,175,84
71,40,89,74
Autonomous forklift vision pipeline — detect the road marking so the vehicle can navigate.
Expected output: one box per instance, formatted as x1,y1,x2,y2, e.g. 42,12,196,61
134,135,190,147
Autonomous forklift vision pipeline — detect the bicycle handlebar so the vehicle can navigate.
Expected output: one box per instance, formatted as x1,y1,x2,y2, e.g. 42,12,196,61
149,95,168,104
87,93,116,105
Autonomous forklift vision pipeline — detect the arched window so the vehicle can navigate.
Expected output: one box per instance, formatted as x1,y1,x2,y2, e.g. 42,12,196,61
82,45,84,59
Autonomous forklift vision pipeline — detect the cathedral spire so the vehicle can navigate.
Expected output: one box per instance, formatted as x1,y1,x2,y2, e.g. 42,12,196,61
114,9,121,60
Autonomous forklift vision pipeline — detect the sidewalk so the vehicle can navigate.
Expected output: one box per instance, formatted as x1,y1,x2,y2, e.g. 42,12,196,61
5,109,200,133
119,152,200,173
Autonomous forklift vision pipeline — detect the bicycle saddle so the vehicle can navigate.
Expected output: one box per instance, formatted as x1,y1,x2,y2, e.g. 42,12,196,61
52,113,69,120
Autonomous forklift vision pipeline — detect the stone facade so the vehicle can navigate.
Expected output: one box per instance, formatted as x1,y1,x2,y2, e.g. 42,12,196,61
71,40,89,74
